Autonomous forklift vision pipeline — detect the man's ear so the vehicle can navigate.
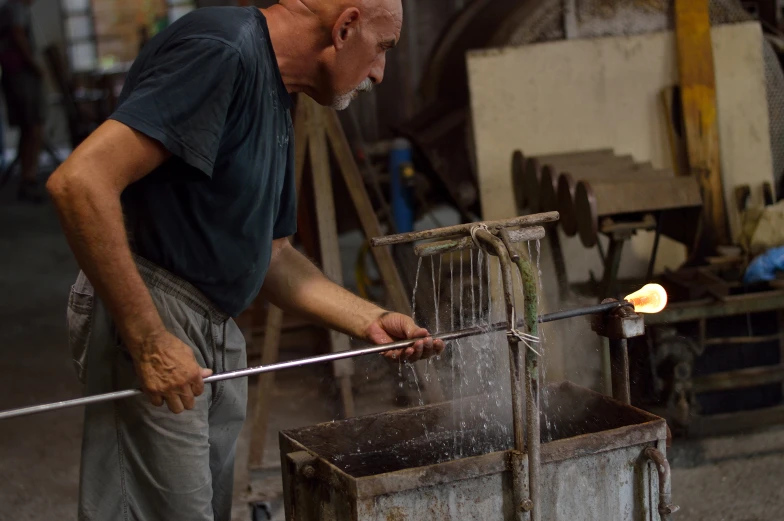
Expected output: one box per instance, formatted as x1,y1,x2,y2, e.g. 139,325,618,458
332,7,360,51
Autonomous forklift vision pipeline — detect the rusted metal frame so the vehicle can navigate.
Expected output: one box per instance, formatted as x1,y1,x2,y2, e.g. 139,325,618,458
369,211,559,247
591,303,643,405
413,226,545,257
644,447,678,520
609,339,631,405
472,227,531,521
514,253,542,521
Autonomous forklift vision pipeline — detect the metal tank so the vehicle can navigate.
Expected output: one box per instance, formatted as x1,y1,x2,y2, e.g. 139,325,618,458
279,381,670,521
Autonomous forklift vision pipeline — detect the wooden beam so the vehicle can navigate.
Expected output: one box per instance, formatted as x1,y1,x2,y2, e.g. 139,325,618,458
692,365,784,393
323,106,411,316
645,290,784,325
308,103,356,417
690,404,784,437
247,305,284,470
675,0,729,247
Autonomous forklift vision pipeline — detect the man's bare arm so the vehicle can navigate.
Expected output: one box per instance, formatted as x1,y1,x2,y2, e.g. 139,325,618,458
261,239,443,361
47,120,211,413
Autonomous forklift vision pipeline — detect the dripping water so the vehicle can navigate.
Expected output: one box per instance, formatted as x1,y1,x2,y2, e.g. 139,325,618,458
450,254,457,455
455,254,465,457
535,239,551,438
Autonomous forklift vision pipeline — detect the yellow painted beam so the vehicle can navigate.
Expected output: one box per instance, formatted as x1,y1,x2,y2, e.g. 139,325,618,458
675,0,730,247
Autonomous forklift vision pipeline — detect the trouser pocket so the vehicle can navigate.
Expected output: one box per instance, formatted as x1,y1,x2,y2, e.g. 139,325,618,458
68,272,94,383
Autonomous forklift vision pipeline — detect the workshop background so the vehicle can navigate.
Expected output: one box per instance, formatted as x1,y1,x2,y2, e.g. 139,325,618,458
2,0,784,520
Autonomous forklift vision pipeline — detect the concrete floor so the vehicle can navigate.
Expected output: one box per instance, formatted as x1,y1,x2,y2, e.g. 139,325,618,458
1,182,784,521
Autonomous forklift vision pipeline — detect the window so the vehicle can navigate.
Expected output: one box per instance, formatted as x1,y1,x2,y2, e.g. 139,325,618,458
60,0,197,73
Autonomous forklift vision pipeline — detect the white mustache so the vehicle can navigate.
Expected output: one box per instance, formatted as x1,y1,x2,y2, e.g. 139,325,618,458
356,78,373,93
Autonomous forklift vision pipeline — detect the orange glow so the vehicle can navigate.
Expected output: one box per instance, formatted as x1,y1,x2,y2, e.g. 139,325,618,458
625,284,668,314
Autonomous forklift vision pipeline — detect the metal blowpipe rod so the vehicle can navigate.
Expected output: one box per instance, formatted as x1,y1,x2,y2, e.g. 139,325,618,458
0,301,628,421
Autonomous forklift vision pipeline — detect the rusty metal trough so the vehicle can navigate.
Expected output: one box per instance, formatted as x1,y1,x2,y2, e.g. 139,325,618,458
280,381,669,521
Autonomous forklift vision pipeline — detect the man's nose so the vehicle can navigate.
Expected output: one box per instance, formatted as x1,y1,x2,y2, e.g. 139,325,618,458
369,54,387,85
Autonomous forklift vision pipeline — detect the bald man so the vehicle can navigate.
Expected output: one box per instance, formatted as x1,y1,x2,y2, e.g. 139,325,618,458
46,2,442,519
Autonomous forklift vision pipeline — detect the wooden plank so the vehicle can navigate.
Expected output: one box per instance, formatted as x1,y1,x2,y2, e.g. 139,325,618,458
675,0,729,246
534,149,614,163
660,86,689,176
248,305,284,470
703,334,784,346
589,177,703,217
692,365,784,393
646,291,784,325
308,106,355,378
690,405,784,437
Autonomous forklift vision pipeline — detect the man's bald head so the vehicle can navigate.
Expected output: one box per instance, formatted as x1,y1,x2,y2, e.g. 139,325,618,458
276,0,403,109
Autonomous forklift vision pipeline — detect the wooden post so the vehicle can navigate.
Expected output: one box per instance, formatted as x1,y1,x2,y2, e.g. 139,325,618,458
308,103,356,418
675,0,729,247
247,305,283,470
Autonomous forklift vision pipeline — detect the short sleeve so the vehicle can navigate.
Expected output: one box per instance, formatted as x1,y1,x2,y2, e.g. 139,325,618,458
110,37,242,177
273,138,298,239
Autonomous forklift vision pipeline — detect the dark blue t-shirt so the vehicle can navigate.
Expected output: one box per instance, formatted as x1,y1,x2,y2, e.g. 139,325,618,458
111,7,297,317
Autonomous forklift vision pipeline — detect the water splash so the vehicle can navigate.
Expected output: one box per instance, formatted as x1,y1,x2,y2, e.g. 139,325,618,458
534,239,551,438
408,364,430,443
409,363,425,407
487,257,493,325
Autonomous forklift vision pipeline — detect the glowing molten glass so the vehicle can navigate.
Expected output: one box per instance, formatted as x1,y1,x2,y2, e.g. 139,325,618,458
625,284,668,314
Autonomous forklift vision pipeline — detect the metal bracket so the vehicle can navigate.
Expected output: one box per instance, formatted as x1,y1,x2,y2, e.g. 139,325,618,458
591,301,645,340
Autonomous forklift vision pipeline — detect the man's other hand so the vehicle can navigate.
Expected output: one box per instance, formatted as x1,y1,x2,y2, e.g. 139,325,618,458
364,312,445,363
131,330,213,413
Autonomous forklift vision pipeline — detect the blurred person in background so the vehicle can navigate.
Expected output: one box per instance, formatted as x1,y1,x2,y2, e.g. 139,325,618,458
0,0,45,203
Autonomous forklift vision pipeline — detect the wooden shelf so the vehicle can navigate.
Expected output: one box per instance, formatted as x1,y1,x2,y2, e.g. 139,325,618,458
703,333,784,346
692,365,784,393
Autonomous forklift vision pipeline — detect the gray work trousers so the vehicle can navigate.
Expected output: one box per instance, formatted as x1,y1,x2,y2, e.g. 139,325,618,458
68,256,248,521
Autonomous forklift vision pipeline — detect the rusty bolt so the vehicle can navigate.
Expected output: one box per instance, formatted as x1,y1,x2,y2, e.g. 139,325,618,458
302,465,316,479
520,499,533,512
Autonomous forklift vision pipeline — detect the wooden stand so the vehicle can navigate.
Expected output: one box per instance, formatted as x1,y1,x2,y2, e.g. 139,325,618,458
247,96,444,471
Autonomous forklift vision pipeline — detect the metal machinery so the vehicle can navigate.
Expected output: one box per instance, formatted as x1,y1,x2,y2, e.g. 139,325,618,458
512,148,703,299
637,285,784,437
279,212,677,521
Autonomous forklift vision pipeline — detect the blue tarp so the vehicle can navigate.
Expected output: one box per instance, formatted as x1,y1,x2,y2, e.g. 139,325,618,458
744,246,784,284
